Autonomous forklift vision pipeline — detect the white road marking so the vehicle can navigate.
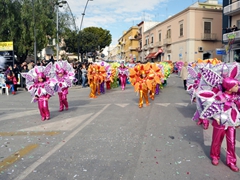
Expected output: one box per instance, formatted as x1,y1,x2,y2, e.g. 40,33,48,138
0,110,39,122
203,125,240,167
18,113,93,131
0,104,109,122
175,103,188,107
155,103,170,107
115,103,129,108
14,104,110,180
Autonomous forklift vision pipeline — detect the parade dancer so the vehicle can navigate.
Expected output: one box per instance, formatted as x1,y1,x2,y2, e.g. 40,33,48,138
197,64,240,172
129,63,158,108
118,62,128,90
88,64,106,98
21,63,55,121
54,60,76,112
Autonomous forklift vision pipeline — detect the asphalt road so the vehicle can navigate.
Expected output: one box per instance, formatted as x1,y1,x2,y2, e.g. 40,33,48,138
0,74,239,180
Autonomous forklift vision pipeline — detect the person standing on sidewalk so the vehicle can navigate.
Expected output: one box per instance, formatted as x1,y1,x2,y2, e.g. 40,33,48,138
81,64,87,88
180,61,188,90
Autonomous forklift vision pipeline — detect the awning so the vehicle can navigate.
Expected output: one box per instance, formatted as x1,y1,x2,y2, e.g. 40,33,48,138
145,52,156,59
152,48,163,58
145,49,163,59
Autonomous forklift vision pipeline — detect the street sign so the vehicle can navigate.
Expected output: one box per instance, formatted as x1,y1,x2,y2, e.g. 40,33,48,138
216,49,226,55
0,41,14,66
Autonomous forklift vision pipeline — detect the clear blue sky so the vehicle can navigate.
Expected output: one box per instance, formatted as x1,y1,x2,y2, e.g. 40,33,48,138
67,0,223,45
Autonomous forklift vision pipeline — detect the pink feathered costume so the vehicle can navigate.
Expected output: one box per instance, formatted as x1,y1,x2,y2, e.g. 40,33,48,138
196,64,240,172
118,63,128,90
21,63,55,121
54,61,76,111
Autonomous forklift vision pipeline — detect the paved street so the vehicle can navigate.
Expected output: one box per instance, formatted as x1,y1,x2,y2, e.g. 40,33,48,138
0,75,240,180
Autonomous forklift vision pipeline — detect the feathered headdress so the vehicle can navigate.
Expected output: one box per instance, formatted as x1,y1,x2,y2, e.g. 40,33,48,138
21,62,56,100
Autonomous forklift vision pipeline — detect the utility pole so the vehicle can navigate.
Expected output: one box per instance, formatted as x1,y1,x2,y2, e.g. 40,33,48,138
32,0,37,64
77,0,93,61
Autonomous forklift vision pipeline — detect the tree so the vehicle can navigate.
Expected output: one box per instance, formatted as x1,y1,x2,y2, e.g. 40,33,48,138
0,0,59,64
78,27,112,61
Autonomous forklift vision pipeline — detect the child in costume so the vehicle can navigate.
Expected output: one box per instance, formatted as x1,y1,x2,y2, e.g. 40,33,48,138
21,62,55,121
118,62,128,90
196,64,240,172
54,60,76,112
210,77,240,172
88,64,106,98
148,63,163,100
129,64,155,108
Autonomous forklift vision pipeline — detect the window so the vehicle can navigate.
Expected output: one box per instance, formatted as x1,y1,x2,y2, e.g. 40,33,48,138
166,29,171,38
145,36,149,45
237,20,240,30
234,49,240,62
151,34,154,43
158,32,161,42
180,24,183,36
204,22,211,34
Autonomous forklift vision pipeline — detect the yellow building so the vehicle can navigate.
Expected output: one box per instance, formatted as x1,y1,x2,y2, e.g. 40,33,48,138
118,26,139,62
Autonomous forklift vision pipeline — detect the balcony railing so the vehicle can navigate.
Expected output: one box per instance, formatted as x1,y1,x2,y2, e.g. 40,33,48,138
143,45,148,50
201,33,217,41
136,47,142,52
129,46,136,51
129,36,135,40
135,34,142,40
148,43,154,49
163,38,171,45
155,41,162,47
223,30,240,43
224,1,240,16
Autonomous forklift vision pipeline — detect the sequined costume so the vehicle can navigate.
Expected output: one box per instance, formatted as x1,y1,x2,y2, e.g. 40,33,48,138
54,61,76,111
196,63,240,172
87,64,106,98
129,63,160,108
118,63,128,90
21,63,55,121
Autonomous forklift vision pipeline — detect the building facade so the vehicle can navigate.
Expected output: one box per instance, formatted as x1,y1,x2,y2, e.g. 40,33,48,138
223,0,240,62
117,26,139,62
142,0,223,63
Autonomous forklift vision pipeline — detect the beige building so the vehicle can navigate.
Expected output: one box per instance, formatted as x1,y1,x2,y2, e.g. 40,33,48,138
223,0,240,62
139,0,223,63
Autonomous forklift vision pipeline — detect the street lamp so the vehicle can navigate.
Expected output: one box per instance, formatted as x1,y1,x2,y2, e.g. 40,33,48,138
56,1,67,61
77,0,93,61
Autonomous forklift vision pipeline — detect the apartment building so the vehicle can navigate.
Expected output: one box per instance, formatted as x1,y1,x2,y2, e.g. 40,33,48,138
223,0,240,62
140,0,223,63
117,26,139,62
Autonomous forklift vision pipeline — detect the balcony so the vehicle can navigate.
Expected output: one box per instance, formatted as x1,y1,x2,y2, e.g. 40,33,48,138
135,34,142,40
223,30,240,43
129,46,136,51
224,1,240,16
163,38,171,45
148,43,154,49
143,45,148,50
136,47,142,52
129,36,135,40
155,41,162,47
119,41,125,45
201,33,217,41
